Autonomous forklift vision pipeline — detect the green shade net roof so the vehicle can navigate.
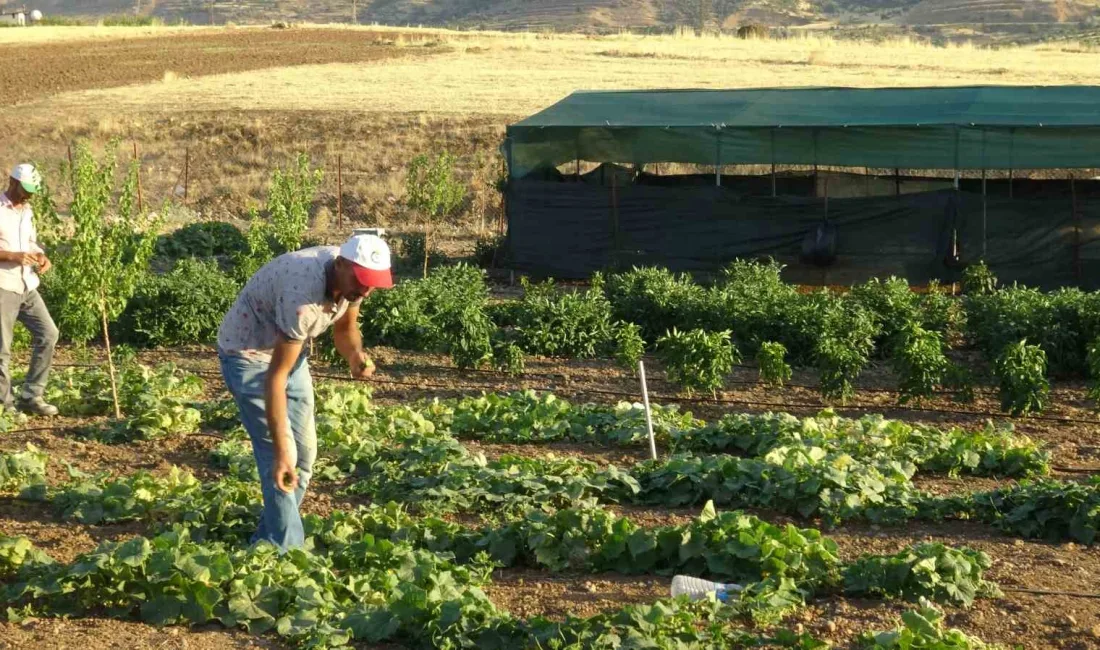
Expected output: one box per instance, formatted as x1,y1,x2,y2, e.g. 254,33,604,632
505,86,1100,177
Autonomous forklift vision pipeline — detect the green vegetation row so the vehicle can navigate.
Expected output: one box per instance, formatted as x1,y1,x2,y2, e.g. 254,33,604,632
0,449,1006,649
2,455,1000,613
430,390,1049,478
25,145,1093,414
0,527,1003,650
6,365,1086,545
304,383,1096,543
6,365,1083,542
19,361,1053,482
0,379,1030,649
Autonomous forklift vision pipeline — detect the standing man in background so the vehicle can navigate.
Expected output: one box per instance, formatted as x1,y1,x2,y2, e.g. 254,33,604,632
217,233,393,551
0,164,60,417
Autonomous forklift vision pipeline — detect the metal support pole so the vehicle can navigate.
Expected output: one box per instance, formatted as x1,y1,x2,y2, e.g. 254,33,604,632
337,154,344,228
1008,128,1015,199
1073,175,1081,284
500,142,510,236
770,129,777,197
612,172,621,263
133,141,143,214
894,167,900,197
981,169,988,259
715,135,722,187
638,361,658,461
812,129,819,194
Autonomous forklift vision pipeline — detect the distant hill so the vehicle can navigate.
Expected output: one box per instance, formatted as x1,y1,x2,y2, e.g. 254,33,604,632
5,0,1100,41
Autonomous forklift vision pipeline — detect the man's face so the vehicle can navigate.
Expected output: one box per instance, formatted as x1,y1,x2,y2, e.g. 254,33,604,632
336,258,374,302
7,178,30,205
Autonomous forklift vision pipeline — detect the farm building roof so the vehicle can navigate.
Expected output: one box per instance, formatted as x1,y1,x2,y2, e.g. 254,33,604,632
505,86,1100,177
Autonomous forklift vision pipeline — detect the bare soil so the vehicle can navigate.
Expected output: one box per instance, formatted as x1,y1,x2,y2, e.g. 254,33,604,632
0,28,416,108
0,618,288,650
3,347,1100,649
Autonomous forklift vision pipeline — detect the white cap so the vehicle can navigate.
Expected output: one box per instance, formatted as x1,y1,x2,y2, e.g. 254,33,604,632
10,164,41,194
338,234,393,289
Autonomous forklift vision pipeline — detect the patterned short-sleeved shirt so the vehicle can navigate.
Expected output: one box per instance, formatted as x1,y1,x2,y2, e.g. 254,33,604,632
217,246,356,362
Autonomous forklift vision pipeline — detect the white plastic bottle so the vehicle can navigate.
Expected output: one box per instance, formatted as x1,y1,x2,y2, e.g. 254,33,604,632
670,575,743,603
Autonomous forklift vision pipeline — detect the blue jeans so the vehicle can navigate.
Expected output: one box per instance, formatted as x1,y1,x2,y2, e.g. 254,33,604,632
218,351,317,551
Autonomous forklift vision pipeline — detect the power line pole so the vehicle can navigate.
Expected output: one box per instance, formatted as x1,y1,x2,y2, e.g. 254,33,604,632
352,0,357,24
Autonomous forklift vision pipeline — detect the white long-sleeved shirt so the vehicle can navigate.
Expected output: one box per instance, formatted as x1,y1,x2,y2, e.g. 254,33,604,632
0,192,44,294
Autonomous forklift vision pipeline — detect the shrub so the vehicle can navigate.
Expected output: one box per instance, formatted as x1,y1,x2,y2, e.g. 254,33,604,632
656,328,739,396
966,286,1098,376
232,207,277,284
474,234,507,268
995,340,1050,415
756,341,792,387
510,276,617,359
406,150,466,277
605,267,706,342
116,259,240,348
940,362,976,404
395,231,448,275
849,277,921,352
491,336,526,375
961,261,997,295
1088,336,1100,403
440,301,495,370
712,261,826,365
918,280,965,339
893,324,949,404
612,321,646,371
361,263,490,356
815,301,879,403
267,153,322,254
100,15,161,26
155,221,248,262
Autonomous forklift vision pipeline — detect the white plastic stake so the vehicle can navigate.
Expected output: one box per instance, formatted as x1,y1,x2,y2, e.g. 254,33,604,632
638,360,658,461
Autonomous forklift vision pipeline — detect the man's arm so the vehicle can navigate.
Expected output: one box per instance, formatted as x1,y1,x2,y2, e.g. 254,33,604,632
333,302,374,378
265,335,305,493
0,251,38,265
29,223,50,273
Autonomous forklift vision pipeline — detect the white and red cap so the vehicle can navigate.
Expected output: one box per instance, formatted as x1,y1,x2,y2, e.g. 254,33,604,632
10,164,41,194
339,234,393,289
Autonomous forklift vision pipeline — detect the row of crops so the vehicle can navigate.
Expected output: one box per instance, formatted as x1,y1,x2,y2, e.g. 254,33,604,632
84,218,1100,415
5,364,1074,648
25,145,1100,415
8,361,1093,543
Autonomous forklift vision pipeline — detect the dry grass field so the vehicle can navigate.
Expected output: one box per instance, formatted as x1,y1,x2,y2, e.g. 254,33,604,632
2,24,1100,238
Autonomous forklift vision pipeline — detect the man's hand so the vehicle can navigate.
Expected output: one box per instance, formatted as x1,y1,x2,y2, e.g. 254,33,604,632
351,352,376,379
4,252,38,266
35,254,51,274
272,451,299,493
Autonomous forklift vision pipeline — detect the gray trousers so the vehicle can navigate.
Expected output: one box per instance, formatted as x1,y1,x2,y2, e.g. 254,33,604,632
0,289,58,407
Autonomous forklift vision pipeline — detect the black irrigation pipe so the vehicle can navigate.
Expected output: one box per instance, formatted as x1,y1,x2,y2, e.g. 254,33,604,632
3,425,75,435
384,360,952,397
1002,587,1100,600
174,363,1100,428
